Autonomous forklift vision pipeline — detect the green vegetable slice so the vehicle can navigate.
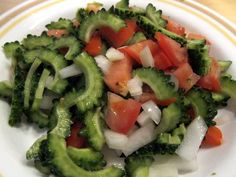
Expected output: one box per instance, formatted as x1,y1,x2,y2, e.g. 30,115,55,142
22,34,53,49
218,60,232,73
23,48,68,94
133,68,179,100
78,10,126,42
0,81,13,101
126,32,146,45
46,18,73,32
32,69,50,111
80,108,105,151
220,76,236,99
3,41,23,59
40,133,124,177
24,59,42,109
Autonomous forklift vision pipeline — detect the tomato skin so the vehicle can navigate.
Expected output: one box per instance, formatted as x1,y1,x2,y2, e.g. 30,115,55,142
119,40,159,64
153,50,173,70
66,122,86,148
84,34,102,56
197,58,221,92
163,16,185,36
100,20,137,48
155,32,188,67
202,126,223,146
173,63,200,91
47,29,68,38
106,93,141,134
104,55,132,96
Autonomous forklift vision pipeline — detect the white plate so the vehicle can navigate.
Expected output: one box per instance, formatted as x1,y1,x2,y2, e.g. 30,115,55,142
0,0,236,177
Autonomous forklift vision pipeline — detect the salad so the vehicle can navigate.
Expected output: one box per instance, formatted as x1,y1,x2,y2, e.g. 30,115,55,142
1,0,236,177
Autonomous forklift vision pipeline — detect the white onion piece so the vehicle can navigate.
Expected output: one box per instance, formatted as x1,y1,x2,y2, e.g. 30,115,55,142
137,111,153,126
106,47,125,61
94,55,111,74
40,95,54,110
59,64,82,79
127,76,143,96
169,74,179,91
149,164,178,177
140,46,154,67
175,116,207,161
45,76,54,88
142,100,161,125
104,129,128,150
122,123,155,156
127,125,139,136
154,154,198,173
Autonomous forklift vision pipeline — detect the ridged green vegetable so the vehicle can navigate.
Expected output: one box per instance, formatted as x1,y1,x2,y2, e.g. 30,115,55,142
3,41,23,59
46,18,73,32
0,81,13,101
126,32,146,45
220,76,236,100
22,34,53,49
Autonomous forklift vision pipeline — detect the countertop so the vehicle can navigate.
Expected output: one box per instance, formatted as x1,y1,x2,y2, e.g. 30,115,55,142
0,0,236,24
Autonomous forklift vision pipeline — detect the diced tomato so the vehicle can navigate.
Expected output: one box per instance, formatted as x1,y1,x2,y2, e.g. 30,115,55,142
47,29,68,38
155,32,188,67
100,20,137,48
106,92,141,134
202,126,223,146
187,32,211,45
137,92,176,106
119,40,159,64
163,16,185,36
197,58,221,92
173,63,200,91
104,55,132,96
84,34,102,56
66,122,87,148
153,50,173,70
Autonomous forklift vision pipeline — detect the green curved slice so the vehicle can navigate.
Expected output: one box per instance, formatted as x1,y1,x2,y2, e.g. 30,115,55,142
133,68,179,100
3,41,23,59
26,101,72,160
44,133,124,177
32,69,50,111
29,111,49,128
81,108,105,151
0,80,13,100
64,52,103,112
78,11,126,42
23,48,68,94
50,36,82,60
46,18,73,32
22,34,53,49
67,147,106,171
24,59,42,109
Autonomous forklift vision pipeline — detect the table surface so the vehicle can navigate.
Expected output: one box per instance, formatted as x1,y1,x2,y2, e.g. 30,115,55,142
0,0,236,24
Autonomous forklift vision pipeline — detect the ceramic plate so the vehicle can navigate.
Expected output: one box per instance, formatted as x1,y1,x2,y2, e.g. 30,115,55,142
0,0,236,177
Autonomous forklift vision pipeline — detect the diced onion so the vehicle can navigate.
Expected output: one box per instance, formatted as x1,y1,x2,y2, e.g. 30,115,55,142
175,116,207,161
122,123,155,156
142,100,161,125
140,46,154,67
104,129,128,150
106,47,125,61
59,64,82,79
40,91,59,110
127,76,143,96
137,111,153,126
154,154,198,173
45,76,54,88
94,55,111,74
149,164,178,177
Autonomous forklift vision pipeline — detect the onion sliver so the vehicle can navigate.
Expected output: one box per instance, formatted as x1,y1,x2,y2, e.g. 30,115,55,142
104,129,128,150
59,64,82,79
122,123,155,156
137,111,153,126
106,47,125,61
175,116,207,161
142,100,161,125
94,55,111,74
127,76,143,96
149,163,178,177
140,46,154,67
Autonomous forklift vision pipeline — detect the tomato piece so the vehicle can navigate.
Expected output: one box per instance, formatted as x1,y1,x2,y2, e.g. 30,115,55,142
66,122,87,148
104,55,132,96
153,50,173,70
84,34,102,56
47,29,68,38
163,16,185,36
197,58,221,92
173,63,200,91
119,40,159,64
100,20,137,48
155,32,188,67
202,126,223,146
106,92,141,134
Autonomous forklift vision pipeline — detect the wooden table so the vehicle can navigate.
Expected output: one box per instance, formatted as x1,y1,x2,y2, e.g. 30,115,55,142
0,0,235,24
